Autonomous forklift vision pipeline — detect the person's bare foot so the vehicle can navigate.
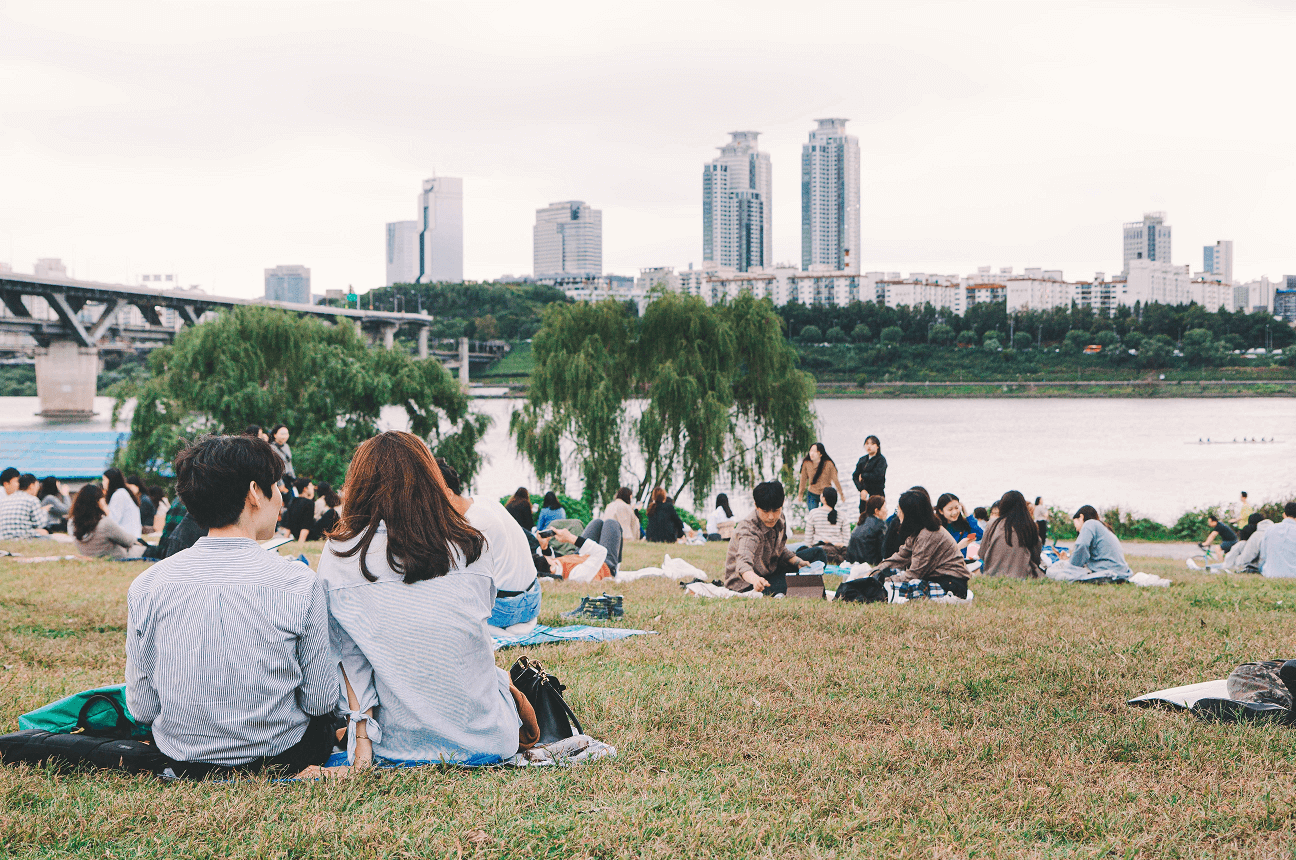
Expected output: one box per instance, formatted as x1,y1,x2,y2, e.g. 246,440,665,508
295,764,356,779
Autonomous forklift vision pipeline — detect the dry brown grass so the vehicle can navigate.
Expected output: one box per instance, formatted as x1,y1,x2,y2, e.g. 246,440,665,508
1,537,1295,858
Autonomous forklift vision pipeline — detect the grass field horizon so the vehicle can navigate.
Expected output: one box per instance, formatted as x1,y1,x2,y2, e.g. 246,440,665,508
2,538,1295,858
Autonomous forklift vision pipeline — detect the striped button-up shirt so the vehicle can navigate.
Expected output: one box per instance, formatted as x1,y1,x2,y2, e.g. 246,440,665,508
125,536,339,766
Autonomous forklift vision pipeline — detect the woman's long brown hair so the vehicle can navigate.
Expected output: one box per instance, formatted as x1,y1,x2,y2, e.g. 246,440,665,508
329,431,484,584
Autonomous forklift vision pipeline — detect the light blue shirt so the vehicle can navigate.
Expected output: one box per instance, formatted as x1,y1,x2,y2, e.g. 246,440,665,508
1068,519,1131,577
1260,519,1296,578
536,506,565,531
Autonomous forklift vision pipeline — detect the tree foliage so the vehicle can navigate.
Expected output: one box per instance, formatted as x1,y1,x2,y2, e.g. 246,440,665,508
114,306,489,486
511,292,816,506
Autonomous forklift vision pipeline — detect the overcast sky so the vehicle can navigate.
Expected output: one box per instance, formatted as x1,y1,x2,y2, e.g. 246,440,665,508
1,0,1292,299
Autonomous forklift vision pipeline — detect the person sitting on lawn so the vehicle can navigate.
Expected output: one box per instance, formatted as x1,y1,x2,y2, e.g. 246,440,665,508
802,486,852,564
847,494,887,565
0,473,50,539
318,431,538,767
936,492,982,558
876,489,972,598
125,434,340,779
723,481,809,595
435,458,542,630
69,484,144,559
1259,502,1296,579
978,490,1042,579
1045,505,1132,582
645,487,685,543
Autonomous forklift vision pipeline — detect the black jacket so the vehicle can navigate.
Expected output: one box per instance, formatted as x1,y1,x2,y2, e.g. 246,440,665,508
852,453,887,497
645,504,684,543
882,513,904,559
847,516,886,565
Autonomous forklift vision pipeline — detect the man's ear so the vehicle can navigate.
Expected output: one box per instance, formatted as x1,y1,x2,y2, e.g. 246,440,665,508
247,481,264,510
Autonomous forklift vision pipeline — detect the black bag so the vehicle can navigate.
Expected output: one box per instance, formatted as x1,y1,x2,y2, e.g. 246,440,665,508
834,577,887,604
509,656,584,744
0,693,168,774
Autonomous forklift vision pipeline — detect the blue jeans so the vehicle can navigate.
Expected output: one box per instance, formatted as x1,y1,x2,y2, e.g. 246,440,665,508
806,492,820,510
488,580,541,628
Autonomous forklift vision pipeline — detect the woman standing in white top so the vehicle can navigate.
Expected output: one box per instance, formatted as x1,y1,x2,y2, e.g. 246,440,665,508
102,468,142,541
317,431,538,767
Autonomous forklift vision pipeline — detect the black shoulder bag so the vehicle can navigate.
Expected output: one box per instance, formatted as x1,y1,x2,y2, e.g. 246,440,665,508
0,694,168,774
509,656,584,744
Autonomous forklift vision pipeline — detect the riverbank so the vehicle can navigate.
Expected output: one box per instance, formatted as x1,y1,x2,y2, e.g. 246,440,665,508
816,379,1296,398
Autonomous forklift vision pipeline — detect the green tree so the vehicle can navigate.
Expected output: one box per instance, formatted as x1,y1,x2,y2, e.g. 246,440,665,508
798,325,824,344
929,324,954,345
851,323,872,343
825,326,848,343
880,326,904,345
1062,329,1089,353
983,338,1002,352
114,306,489,487
1181,328,1220,366
512,293,815,506
957,329,977,346
1123,330,1146,350
1094,330,1120,351
1012,331,1033,350
1139,334,1175,369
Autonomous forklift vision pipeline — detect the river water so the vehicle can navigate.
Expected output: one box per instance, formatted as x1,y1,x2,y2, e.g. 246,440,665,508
7,396,1293,523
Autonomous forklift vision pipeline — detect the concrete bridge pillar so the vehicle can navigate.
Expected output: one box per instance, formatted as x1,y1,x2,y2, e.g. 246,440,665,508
459,336,469,387
35,339,99,417
382,323,399,350
417,326,429,360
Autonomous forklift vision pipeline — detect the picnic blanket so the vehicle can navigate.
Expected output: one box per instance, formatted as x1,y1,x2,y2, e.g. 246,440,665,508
1128,660,1296,722
490,624,654,650
321,734,616,769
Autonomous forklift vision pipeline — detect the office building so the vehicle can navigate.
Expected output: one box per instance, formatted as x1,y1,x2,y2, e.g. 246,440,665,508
533,201,602,278
801,119,860,273
1122,212,1172,273
1276,289,1296,323
264,265,311,304
416,177,464,283
1202,240,1234,284
703,131,772,272
385,220,419,286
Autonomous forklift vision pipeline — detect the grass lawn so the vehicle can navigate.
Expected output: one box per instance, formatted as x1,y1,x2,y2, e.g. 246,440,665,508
2,538,1296,858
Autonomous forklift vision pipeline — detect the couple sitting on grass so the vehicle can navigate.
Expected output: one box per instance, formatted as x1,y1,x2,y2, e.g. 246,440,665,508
125,431,542,779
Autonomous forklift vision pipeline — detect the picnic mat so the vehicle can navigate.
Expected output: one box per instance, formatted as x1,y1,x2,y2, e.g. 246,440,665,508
491,624,655,650
321,734,616,769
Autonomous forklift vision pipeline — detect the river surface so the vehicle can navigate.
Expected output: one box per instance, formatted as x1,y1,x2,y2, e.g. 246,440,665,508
5,396,1292,523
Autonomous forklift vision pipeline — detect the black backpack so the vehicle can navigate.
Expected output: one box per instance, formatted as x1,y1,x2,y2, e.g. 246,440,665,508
834,577,888,604
0,693,168,774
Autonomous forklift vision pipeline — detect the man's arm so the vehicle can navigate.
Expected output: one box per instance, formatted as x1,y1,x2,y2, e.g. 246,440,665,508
123,587,160,726
296,579,341,717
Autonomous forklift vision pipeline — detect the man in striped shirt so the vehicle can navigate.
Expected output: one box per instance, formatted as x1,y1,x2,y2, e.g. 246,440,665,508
125,435,340,777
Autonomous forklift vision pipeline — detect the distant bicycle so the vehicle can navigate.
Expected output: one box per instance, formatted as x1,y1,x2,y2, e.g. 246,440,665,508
1186,543,1225,572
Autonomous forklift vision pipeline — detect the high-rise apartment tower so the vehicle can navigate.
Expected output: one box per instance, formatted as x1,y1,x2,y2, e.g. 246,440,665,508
801,119,860,273
1202,240,1234,284
385,220,418,286
416,177,463,283
703,131,772,272
1122,212,1172,273
533,201,602,278
264,265,311,304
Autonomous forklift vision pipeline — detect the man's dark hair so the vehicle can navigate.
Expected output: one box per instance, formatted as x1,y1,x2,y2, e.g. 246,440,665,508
174,435,283,529
244,424,262,437
752,481,784,512
0,467,19,484
434,457,463,496
1241,491,1248,499
293,476,313,493
1207,514,1219,524
17,473,36,491
1285,501,1296,519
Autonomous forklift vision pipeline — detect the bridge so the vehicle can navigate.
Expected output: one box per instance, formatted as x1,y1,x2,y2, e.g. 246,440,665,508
0,271,504,417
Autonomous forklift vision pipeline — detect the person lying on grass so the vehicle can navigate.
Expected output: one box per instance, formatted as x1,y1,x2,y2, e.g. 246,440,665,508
723,481,809,596
875,488,972,599
317,432,539,771
534,522,620,582
125,434,341,780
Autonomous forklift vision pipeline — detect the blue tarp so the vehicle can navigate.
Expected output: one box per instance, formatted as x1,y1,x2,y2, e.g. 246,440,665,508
0,430,127,479
491,624,655,650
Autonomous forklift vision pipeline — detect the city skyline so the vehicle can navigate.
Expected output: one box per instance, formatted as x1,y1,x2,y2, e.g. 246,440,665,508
2,2,1294,297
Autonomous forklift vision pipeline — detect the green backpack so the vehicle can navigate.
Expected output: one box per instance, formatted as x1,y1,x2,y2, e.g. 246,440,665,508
18,685,149,739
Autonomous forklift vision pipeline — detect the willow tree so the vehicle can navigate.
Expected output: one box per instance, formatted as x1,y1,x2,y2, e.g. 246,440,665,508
511,291,816,506
115,306,489,486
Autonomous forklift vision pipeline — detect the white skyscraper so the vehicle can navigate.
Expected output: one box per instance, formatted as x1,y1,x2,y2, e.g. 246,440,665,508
264,265,311,304
533,201,602,278
1202,240,1234,284
385,220,419,286
416,177,463,283
801,119,860,273
1122,212,1172,273
703,131,772,272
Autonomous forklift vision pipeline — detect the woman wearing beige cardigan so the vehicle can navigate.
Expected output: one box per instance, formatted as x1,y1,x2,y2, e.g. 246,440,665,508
978,491,1043,579
796,443,845,511
878,489,970,598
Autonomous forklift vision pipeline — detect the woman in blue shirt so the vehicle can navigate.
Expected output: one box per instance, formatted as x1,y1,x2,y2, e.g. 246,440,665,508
1046,505,1132,582
936,492,982,558
535,492,566,532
